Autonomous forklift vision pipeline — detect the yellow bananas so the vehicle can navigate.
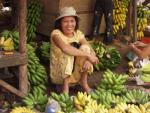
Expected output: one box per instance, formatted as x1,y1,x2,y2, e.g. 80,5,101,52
10,107,35,113
0,37,14,52
113,0,129,35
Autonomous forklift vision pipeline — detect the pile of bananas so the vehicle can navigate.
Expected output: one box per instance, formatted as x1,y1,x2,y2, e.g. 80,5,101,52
27,44,48,85
0,30,19,50
91,42,121,70
23,86,48,112
10,107,35,113
139,63,150,82
113,0,130,34
123,89,150,104
0,37,14,52
108,102,150,113
99,69,128,94
50,92,75,113
27,0,42,42
137,5,150,40
91,89,125,108
128,61,138,77
84,100,108,113
37,41,50,61
73,92,93,111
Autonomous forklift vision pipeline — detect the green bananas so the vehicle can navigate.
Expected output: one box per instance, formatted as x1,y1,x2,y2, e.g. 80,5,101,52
23,86,48,112
91,42,121,70
50,92,75,113
123,89,149,104
27,0,42,42
27,44,48,85
99,69,128,94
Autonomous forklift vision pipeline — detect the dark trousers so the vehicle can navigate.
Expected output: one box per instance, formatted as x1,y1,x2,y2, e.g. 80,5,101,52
92,0,114,42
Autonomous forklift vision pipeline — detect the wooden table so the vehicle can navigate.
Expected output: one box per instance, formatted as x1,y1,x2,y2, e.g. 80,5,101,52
0,51,27,97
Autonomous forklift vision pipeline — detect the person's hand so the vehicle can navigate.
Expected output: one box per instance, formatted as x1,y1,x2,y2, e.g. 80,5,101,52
129,43,136,50
87,54,99,64
82,61,93,72
133,41,146,47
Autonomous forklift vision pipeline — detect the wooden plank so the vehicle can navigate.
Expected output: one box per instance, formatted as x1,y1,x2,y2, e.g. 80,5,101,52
132,0,137,42
19,0,28,96
126,1,132,37
0,51,27,68
0,79,26,97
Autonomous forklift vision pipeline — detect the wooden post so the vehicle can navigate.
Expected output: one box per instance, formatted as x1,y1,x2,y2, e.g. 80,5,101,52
19,0,28,96
126,1,132,37
132,0,137,42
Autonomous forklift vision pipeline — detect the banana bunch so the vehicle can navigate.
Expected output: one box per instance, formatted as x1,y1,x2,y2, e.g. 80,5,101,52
23,86,48,112
144,102,150,112
37,41,50,61
0,30,19,50
10,107,35,113
112,102,128,112
83,100,108,113
90,89,125,109
127,104,147,113
27,0,42,42
50,92,75,113
91,42,121,70
74,92,93,111
113,0,130,34
99,69,128,94
0,37,14,52
128,61,138,77
139,63,150,82
123,89,150,104
27,44,48,85
137,5,150,40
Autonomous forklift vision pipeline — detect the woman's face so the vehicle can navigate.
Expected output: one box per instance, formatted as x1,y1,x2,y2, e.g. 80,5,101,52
61,16,76,36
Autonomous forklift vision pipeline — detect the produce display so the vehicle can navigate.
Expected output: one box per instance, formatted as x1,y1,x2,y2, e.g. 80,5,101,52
137,5,150,40
91,42,121,70
139,63,150,82
23,85,48,111
27,0,42,42
50,92,75,113
46,70,150,113
10,107,35,113
128,61,150,83
0,30,19,49
36,41,50,62
113,0,130,35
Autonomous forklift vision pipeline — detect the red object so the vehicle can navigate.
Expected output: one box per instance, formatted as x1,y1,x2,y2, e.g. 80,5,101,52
141,37,150,44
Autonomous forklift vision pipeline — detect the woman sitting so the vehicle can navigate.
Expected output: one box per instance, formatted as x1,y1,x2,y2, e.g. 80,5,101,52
50,7,99,93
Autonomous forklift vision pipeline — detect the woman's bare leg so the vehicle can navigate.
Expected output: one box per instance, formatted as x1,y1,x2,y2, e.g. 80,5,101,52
79,72,92,93
63,76,70,93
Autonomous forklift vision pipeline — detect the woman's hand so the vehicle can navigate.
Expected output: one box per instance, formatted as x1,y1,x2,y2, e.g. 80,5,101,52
87,54,99,64
129,43,136,50
82,61,93,72
133,41,147,47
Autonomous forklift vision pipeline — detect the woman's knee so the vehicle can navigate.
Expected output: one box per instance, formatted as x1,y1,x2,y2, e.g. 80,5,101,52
79,45,91,53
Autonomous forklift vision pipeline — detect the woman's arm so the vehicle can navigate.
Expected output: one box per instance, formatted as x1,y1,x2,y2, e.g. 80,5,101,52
52,35,98,64
130,43,150,58
79,37,96,56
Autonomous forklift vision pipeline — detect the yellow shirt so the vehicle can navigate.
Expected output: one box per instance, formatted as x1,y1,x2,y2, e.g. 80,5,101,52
50,29,84,84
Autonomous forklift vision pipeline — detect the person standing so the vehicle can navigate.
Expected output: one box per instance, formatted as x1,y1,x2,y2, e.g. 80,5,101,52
91,0,114,44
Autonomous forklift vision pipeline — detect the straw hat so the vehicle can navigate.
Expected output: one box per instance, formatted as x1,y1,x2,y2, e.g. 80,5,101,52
55,7,80,21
